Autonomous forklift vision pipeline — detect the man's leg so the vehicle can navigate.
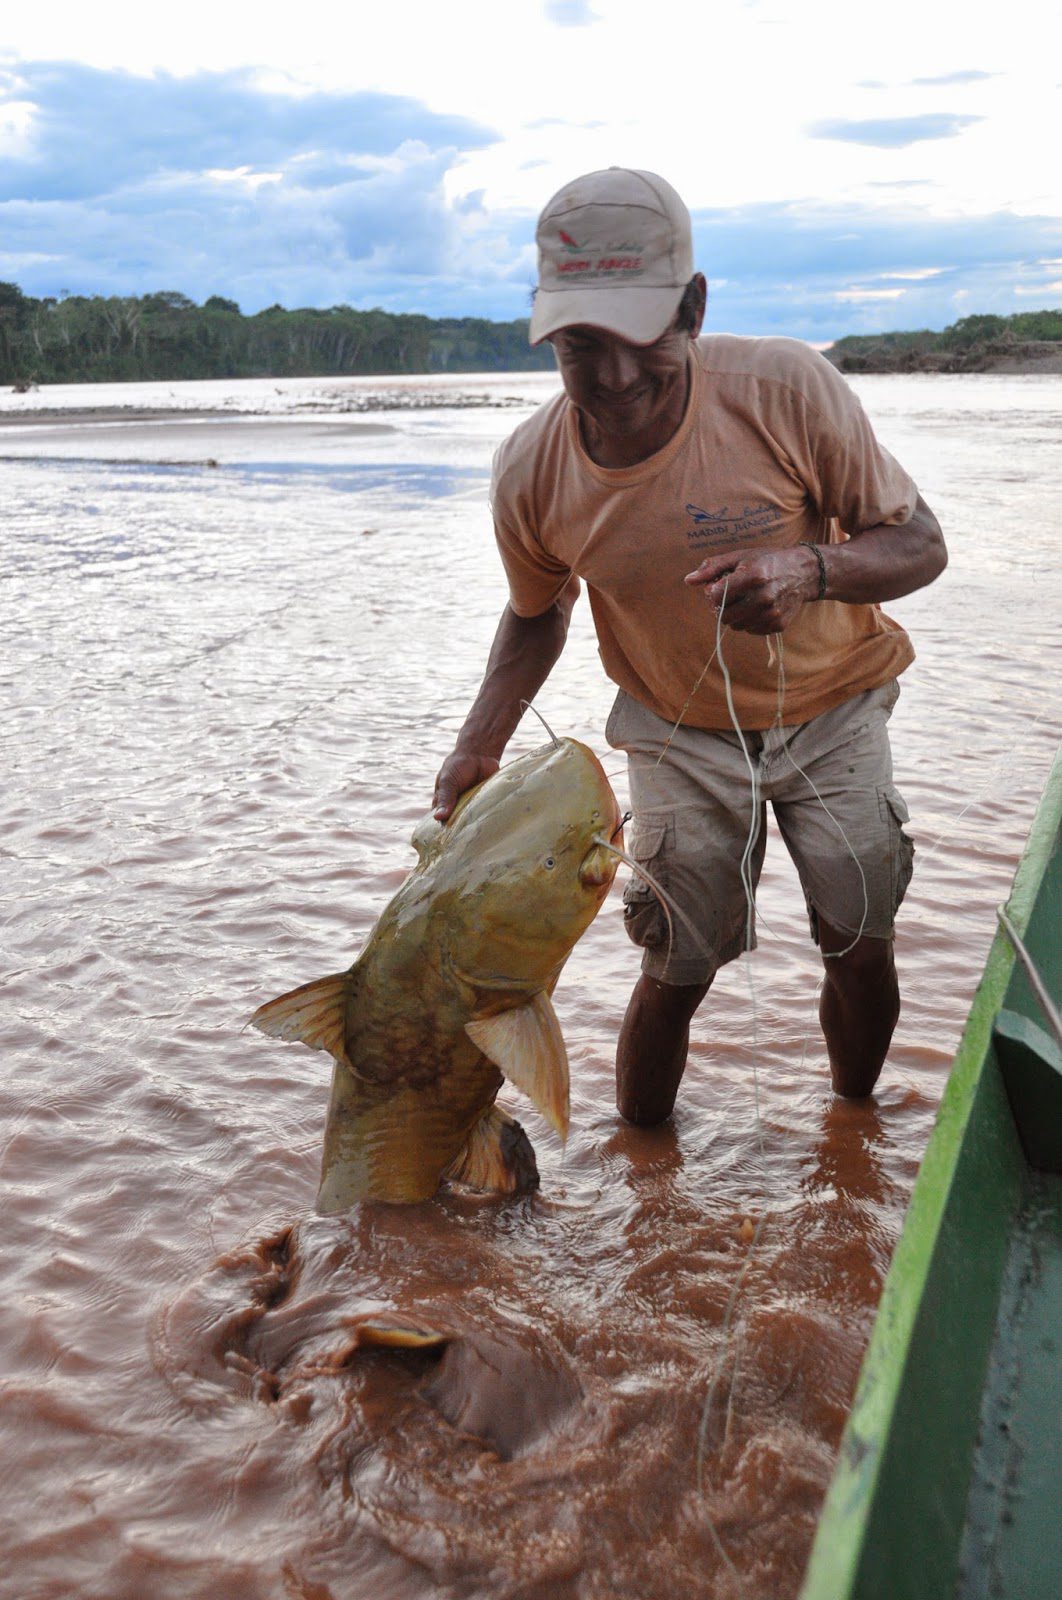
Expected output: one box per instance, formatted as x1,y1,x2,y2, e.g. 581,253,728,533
605,690,763,1128
767,683,911,1099
817,917,899,1098
616,974,712,1126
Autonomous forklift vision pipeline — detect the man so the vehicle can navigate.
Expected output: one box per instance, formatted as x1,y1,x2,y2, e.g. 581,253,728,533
432,167,947,1126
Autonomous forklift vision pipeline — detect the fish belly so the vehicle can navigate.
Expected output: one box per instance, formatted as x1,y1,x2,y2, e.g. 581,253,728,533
316,1058,501,1209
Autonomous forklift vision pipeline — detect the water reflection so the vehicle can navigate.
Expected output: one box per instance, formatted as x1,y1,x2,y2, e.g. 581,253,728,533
802,1098,890,1207
224,460,490,497
601,1115,685,1187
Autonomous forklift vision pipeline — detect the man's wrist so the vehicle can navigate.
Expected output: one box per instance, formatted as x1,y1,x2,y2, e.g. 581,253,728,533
799,541,829,601
452,727,507,765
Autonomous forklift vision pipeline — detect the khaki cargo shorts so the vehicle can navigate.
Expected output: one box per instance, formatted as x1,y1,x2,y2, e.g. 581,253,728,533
605,682,914,986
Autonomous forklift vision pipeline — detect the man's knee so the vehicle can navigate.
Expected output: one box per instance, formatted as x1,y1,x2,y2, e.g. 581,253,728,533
820,925,896,987
626,973,712,1028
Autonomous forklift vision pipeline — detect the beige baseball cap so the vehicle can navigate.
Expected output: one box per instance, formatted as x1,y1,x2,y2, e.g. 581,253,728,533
529,167,694,347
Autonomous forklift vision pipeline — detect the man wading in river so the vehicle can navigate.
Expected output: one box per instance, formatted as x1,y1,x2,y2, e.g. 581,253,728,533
432,167,948,1123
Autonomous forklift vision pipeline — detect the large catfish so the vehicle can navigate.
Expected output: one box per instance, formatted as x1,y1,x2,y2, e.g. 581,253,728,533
251,737,622,1209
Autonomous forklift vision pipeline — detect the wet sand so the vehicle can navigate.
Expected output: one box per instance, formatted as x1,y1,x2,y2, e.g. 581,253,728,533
0,414,400,470
2,406,250,424
0,378,534,425
2,372,1060,1599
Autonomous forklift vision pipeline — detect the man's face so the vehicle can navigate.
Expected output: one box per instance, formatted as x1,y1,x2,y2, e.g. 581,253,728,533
548,310,696,453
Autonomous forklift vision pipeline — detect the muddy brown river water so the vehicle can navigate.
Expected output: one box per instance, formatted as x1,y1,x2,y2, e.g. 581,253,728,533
1,372,1059,1599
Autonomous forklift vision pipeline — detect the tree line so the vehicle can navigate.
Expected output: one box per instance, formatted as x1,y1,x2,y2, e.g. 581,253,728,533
3,283,1059,386
826,309,1062,371
0,283,555,385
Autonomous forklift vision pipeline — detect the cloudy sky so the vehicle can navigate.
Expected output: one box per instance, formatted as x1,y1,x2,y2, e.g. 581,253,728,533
1,0,1060,340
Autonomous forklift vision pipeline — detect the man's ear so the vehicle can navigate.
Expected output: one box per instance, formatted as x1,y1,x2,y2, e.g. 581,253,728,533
688,273,707,339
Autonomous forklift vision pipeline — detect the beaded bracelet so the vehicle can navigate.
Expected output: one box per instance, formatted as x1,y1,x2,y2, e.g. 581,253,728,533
799,540,829,601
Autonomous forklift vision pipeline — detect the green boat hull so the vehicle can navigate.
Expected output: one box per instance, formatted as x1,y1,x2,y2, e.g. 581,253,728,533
801,746,1062,1600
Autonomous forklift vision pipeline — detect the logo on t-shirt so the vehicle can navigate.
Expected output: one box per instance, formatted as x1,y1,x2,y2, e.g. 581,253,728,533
684,502,785,551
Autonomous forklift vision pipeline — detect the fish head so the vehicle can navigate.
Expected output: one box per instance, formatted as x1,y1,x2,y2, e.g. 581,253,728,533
422,738,623,988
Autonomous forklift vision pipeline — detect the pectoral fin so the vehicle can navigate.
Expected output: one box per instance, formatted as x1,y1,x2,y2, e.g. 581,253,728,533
465,993,570,1140
444,1104,539,1194
249,972,351,1063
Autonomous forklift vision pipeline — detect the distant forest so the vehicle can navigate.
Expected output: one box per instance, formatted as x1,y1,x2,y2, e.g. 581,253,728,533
2,282,1060,385
0,282,554,385
824,309,1062,372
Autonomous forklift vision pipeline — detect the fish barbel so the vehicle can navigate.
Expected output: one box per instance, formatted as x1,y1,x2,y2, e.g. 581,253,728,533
250,738,622,1208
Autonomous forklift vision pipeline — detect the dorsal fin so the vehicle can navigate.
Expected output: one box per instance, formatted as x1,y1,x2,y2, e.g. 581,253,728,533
465,992,570,1141
249,972,351,1063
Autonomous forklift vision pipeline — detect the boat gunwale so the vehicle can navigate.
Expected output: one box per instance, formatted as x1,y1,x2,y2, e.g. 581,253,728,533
799,744,1062,1600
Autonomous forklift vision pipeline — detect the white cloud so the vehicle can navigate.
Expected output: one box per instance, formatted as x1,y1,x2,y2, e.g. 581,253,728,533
0,0,1059,335
878,268,945,281
808,113,984,148
543,0,601,23
910,70,998,86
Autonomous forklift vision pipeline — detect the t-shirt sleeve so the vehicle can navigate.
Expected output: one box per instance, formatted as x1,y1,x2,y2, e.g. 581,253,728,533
781,349,919,534
489,443,580,618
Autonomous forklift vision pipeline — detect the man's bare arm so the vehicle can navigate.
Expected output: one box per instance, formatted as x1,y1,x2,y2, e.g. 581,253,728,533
432,590,576,819
684,494,947,636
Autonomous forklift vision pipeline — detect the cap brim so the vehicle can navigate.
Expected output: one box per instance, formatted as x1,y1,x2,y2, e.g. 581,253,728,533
529,284,684,347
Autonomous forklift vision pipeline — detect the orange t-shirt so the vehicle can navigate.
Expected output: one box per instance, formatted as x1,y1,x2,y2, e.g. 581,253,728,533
490,334,919,730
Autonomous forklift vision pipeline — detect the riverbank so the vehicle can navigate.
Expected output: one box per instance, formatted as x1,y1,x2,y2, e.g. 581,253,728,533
0,388,533,422
825,339,1062,375
823,308,1062,376
0,377,545,466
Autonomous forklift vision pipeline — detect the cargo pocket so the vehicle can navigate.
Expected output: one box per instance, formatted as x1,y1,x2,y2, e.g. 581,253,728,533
605,688,645,751
622,818,671,951
604,690,627,750
879,785,915,913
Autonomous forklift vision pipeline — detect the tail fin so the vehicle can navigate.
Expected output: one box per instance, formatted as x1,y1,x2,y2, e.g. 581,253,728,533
444,1103,539,1195
249,972,352,1063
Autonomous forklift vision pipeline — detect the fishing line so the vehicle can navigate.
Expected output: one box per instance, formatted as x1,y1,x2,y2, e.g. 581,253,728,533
476,569,1040,1530
590,836,706,962
771,633,870,961
682,579,870,1579
519,698,561,747
607,547,1034,1571
603,586,775,1462
715,579,765,954
913,705,1056,868
651,640,720,771
692,588,773,1571
623,578,755,979
690,578,886,1578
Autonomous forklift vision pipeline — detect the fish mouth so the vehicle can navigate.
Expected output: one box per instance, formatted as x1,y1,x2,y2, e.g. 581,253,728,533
578,840,618,888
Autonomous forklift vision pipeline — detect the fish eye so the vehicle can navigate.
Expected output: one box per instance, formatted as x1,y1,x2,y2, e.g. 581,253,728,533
544,856,556,869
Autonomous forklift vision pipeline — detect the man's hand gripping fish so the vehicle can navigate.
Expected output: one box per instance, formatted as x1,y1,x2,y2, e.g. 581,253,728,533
251,738,622,1208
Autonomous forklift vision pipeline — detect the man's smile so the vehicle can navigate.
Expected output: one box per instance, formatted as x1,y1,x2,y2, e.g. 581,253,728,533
596,385,650,407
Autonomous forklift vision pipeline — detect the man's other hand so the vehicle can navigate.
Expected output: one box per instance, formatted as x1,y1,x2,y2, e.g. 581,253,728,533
684,547,820,635
432,752,501,821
